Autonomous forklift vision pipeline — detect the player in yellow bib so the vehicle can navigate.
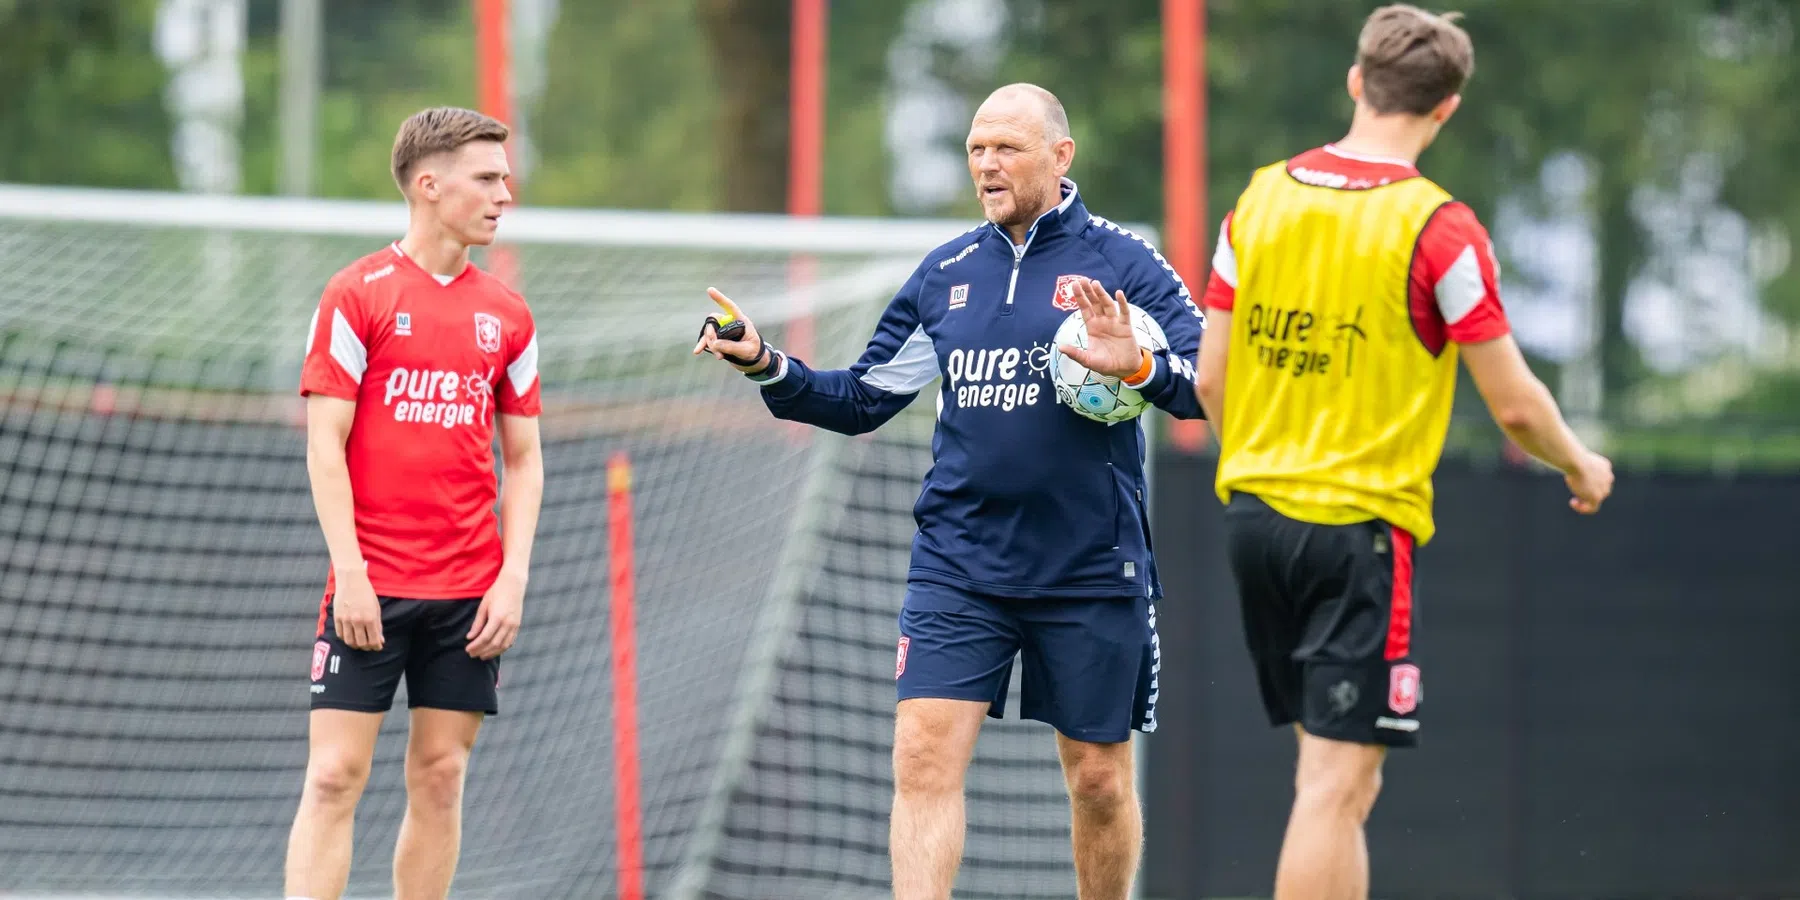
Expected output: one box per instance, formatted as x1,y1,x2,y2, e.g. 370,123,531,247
1192,6,1614,898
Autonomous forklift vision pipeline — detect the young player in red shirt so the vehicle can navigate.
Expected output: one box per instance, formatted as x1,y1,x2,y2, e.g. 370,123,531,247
285,107,544,900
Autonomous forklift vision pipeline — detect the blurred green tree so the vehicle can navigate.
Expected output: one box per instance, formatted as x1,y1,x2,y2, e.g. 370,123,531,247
0,0,177,189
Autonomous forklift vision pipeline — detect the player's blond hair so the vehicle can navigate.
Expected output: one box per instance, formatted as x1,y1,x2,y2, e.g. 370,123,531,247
390,107,510,194
1355,4,1475,116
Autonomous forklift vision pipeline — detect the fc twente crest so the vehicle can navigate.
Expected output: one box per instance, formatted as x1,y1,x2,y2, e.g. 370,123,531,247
474,312,502,353
1052,274,1082,311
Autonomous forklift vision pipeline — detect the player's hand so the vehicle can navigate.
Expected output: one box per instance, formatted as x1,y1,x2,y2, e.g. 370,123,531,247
467,568,526,660
693,287,771,374
1057,277,1146,379
333,563,384,651
1565,450,1614,515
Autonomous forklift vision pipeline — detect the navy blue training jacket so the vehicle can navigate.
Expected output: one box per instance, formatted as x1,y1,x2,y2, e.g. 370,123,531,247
747,181,1206,599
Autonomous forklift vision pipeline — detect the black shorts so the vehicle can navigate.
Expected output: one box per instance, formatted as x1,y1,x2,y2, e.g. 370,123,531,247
309,595,500,715
1223,493,1422,748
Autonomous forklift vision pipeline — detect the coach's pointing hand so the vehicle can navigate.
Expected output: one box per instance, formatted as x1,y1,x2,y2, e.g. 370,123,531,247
1058,277,1147,380
333,562,384,651
693,288,772,375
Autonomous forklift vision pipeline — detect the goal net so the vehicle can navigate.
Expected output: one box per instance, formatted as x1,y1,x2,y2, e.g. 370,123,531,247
0,184,1153,899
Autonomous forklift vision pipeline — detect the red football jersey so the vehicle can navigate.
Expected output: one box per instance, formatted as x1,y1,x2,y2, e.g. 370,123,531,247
300,244,542,600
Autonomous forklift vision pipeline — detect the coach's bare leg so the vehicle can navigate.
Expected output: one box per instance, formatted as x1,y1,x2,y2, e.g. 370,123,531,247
891,698,988,900
286,709,385,900
393,708,484,900
1055,733,1141,900
1274,727,1386,900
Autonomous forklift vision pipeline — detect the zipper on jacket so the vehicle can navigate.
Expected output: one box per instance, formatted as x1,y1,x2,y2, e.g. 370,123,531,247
1000,229,1031,317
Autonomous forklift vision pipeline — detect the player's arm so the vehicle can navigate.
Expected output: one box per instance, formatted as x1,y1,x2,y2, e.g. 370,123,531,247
469,326,545,660
494,413,543,583
1461,338,1590,470
1109,232,1207,420
1421,204,1613,513
1195,310,1230,432
1461,337,1612,512
299,284,383,649
698,267,932,436
1193,214,1238,436
305,396,362,570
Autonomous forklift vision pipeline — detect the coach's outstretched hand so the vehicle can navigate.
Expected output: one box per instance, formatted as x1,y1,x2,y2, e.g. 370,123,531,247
1058,277,1146,379
334,562,384,651
693,288,772,375
468,569,525,660
1565,450,1614,515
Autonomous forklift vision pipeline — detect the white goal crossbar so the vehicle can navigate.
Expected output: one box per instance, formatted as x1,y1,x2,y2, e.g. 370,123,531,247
0,183,993,255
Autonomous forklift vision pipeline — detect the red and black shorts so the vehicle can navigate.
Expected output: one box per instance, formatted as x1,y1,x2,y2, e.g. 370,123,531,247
308,595,500,715
1222,492,1422,748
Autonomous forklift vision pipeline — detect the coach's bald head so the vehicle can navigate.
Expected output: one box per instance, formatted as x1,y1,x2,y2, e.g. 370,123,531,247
974,83,1072,144
967,83,1076,238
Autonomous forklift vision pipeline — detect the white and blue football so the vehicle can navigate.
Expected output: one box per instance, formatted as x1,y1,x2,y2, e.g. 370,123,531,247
1050,303,1169,424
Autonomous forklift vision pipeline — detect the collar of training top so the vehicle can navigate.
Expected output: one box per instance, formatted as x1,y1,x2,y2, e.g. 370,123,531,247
988,177,1089,245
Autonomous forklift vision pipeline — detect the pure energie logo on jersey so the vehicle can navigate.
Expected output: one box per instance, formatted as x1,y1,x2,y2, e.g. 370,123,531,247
1243,302,1367,379
383,366,494,428
945,343,1054,410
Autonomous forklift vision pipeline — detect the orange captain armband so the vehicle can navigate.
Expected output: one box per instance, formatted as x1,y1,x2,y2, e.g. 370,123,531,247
1125,348,1155,386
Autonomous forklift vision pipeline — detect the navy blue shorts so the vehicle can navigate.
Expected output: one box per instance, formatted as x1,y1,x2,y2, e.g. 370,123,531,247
895,581,1160,744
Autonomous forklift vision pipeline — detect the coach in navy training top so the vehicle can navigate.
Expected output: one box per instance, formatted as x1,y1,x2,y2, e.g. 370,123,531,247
749,183,1203,600
694,82,1203,898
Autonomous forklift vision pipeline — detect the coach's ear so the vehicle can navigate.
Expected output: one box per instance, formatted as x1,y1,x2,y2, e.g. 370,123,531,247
1053,134,1076,177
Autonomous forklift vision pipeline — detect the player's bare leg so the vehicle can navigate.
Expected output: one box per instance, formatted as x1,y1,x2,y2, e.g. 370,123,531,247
1274,727,1386,900
392,708,484,900
890,698,987,900
285,709,385,900
1055,733,1141,900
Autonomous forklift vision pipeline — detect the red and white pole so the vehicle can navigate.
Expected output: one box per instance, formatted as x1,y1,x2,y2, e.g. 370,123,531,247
475,0,521,287
606,453,646,900
785,0,827,367
1162,0,1208,452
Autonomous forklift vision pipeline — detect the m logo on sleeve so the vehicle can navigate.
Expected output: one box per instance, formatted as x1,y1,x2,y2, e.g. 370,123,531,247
474,312,503,353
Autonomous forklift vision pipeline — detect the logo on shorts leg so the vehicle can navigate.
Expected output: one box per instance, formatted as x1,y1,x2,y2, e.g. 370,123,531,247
310,640,331,682
895,636,910,680
1327,680,1360,716
1388,663,1421,715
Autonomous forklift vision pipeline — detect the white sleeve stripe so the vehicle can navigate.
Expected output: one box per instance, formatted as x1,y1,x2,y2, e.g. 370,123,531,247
328,308,367,383
1435,244,1486,325
1091,214,1202,315
508,333,540,397
305,307,320,355
1212,218,1238,288
858,325,938,394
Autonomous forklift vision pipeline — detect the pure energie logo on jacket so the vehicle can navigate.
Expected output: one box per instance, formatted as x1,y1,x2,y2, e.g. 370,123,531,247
944,343,1054,410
